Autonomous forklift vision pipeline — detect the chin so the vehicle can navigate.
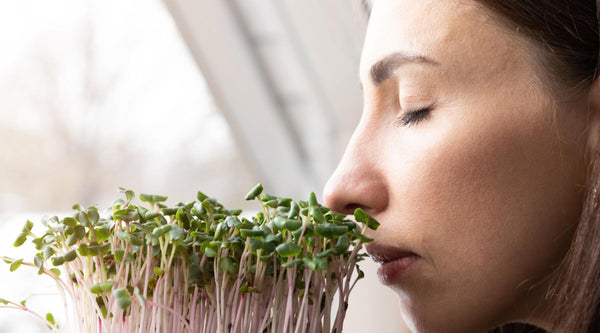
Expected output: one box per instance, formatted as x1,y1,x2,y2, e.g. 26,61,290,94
394,295,512,333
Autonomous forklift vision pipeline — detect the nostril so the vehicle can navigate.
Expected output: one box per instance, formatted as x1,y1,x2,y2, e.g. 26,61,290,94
323,176,384,216
325,178,389,216
323,165,389,216
343,203,362,215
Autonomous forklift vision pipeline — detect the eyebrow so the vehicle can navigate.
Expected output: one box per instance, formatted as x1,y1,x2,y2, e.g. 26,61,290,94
369,52,439,85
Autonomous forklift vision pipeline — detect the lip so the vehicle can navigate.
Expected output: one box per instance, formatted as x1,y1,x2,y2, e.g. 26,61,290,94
365,242,419,284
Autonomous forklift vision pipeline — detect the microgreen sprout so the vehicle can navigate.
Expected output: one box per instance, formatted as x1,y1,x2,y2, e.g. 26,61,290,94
1,184,379,332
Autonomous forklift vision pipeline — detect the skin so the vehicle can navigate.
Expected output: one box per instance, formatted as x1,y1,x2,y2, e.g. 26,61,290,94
323,0,600,332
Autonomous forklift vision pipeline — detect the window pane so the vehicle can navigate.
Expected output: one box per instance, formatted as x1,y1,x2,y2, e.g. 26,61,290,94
0,1,256,331
0,0,257,213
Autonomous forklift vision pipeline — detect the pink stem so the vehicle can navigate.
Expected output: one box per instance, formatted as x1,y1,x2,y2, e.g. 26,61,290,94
146,301,193,333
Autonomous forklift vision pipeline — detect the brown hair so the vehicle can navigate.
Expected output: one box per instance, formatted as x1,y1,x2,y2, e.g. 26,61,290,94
474,1,598,99
473,1,600,332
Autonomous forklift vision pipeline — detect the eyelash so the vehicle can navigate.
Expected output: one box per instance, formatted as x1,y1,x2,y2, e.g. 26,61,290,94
393,104,434,127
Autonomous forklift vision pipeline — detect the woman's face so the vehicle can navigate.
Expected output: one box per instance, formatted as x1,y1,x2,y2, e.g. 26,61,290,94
323,0,592,331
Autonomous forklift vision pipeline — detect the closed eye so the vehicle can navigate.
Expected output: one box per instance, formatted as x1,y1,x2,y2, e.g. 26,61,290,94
393,104,435,127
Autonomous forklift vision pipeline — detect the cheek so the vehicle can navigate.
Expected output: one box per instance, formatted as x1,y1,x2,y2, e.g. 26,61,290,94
390,102,580,258
376,100,584,325
396,101,580,242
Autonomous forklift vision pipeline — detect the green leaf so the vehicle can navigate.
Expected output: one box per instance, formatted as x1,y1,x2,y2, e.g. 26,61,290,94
228,209,242,216
99,303,108,319
63,249,77,262
90,281,115,294
113,290,132,308
46,313,55,325
308,192,318,207
225,216,241,228
87,243,110,256
213,223,226,240
129,235,143,246
140,209,159,220
262,242,276,254
276,243,302,258
273,216,286,230
245,183,263,200
33,255,43,268
316,249,334,258
175,209,190,228
125,253,135,263
22,220,34,233
62,217,78,227
356,264,365,279
113,208,139,221
31,237,44,250
288,201,299,218
188,264,204,284
196,191,208,202
78,243,90,256
281,258,303,268
13,233,27,247
262,193,277,202
353,207,368,222
140,193,168,204
352,228,374,243
304,257,327,271
314,224,348,238
248,237,263,250
66,234,77,247
119,187,135,202
116,231,129,241
111,198,125,208
285,219,302,231
50,268,61,277
152,224,172,237
117,296,132,309
115,249,125,263
311,207,326,223
239,229,266,238
113,288,128,298
0,298,8,305
162,207,179,216
87,208,100,225
342,221,357,230
9,259,23,272
93,226,111,243
353,208,380,230
201,200,212,211
51,256,65,266
75,211,89,227
154,267,164,276
74,226,86,240
205,247,218,258
134,287,146,308
335,235,350,254
218,257,238,275
265,199,279,208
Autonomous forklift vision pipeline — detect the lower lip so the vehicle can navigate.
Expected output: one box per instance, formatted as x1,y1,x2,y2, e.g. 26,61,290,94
377,255,419,284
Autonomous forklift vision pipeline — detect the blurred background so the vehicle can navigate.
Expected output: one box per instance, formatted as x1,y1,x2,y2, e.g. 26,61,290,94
0,0,406,331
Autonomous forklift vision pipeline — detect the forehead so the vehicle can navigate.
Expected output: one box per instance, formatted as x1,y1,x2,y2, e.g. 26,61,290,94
360,0,532,87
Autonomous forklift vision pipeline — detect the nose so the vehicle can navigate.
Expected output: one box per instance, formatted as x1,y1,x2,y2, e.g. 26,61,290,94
323,122,389,216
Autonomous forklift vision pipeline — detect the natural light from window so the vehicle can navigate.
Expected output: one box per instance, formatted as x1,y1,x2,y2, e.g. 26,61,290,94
0,1,256,331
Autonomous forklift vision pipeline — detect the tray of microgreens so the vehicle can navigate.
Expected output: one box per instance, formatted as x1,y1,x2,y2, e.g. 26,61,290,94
1,183,379,332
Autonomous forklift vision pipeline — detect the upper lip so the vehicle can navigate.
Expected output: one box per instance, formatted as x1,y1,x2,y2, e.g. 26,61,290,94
365,242,418,264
